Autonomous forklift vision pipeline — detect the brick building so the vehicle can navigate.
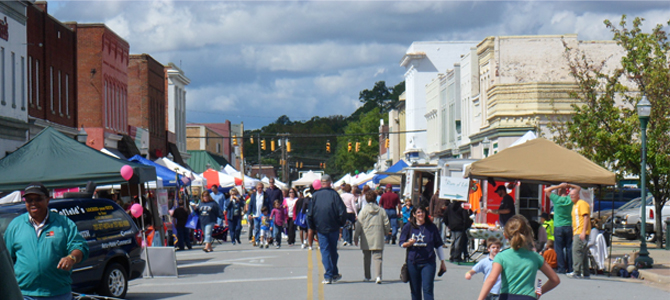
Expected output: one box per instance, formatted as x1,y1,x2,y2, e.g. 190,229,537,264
67,23,130,153
186,124,225,156
26,2,79,139
128,53,166,159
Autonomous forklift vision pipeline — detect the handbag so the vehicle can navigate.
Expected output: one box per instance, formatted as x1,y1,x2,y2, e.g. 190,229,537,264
185,213,199,230
294,212,307,228
400,248,410,283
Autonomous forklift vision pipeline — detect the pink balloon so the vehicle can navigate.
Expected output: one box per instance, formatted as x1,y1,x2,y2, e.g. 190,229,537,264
130,203,143,218
120,165,134,181
312,179,321,190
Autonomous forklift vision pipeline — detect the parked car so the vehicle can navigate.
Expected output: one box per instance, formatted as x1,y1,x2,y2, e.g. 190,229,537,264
644,199,670,243
613,196,655,242
596,197,645,231
0,197,145,298
592,188,642,213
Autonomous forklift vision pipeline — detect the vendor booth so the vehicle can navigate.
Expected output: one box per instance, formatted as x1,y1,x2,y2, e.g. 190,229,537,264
292,170,322,187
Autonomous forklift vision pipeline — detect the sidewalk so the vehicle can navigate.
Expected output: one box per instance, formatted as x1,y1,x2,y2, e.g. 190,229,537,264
607,242,670,285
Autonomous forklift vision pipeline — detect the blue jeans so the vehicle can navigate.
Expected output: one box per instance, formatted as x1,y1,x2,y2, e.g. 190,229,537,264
317,231,340,280
253,219,261,242
273,223,283,246
175,226,192,250
554,225,573,273
229,216,242,243
202,223,214,244
407,260,436,300
385,209,398,242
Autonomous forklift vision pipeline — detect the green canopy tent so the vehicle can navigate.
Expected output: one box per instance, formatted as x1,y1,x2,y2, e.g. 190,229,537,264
0,127,157,192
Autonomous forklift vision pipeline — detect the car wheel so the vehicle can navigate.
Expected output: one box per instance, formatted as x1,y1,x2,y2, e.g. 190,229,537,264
98,262,128,299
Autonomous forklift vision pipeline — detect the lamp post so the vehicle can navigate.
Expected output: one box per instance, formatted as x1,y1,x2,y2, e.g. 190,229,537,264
635,94,654,268
482,137,491,158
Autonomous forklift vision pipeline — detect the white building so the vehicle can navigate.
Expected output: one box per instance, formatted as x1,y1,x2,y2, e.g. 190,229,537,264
166,62,190,160
459,47,479,158
400,41,477,160
0,1,29,159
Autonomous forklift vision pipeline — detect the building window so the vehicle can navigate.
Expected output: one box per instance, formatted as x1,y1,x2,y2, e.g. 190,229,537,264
1,47,5,106
58,70,62,115
21,56,25,110
27,56,31,106
50,66,53,112
35,59,39,109
216,143,221,154
65,74,69,116
11,52,15,108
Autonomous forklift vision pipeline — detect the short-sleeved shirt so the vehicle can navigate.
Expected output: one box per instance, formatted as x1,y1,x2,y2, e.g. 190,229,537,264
494,248,544,298
572,200,591,235
472,257,502,294
548,193,573,227
498,194,515,226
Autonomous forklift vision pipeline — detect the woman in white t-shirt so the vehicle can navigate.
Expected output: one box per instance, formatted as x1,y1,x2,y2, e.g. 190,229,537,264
283,188,300,246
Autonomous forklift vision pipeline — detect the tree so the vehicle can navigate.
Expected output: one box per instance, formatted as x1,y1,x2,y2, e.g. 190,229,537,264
351,81,405,119
334,107,387,174
551,16,670,247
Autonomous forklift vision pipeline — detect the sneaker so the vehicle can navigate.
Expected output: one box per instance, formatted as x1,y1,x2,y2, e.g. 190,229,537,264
363,278,371,282
308,246,313,250
376,277,382,284
343,241,348,246
322,278,332,284
566,272,582,279
265,244,269,248
332,274,342,283
232,241,236,245
302,244,307,249
276,245,280,249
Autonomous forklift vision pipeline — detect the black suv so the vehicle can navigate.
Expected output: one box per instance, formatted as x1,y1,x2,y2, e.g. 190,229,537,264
0,198,145,298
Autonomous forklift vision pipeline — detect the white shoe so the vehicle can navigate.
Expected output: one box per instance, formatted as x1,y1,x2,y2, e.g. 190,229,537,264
343,241,348,246
376,277,382,284
301,244,307,249
308,246,313,250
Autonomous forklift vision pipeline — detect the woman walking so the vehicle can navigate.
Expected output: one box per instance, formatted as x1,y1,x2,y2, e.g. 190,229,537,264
399,206,447,300
354,190,391,283
283,188,300,246
195,190,223,252
226,188,244,245
341,184,358,246
477,215,560,300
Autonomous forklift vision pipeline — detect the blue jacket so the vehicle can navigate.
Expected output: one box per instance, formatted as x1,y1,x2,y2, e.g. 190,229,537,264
225,197,244,220
247,191,271,217
266,186,283,205
307,188,347,234
4,211,89,297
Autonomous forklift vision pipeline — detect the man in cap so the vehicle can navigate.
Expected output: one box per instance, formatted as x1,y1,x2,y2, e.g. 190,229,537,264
487,185,515,227
543,183,578,274
307,174,347,284
4,182,89,299
379,183,401,244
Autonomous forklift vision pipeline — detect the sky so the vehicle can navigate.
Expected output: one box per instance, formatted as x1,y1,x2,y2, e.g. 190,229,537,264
48,1,670,129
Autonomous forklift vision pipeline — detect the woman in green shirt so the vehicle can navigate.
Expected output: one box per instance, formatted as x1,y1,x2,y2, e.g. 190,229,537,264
478,215,560,300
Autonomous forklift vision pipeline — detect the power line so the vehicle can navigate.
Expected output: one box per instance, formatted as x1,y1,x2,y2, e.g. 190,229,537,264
185,129,426,139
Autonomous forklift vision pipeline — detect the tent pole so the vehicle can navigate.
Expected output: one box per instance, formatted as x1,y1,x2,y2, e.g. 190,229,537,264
139,183,152,278
608,184,614,277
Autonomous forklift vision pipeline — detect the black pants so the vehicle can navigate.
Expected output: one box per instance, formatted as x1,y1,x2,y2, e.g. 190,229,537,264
450,230,467,261
287,217,296,244
248,218,255,240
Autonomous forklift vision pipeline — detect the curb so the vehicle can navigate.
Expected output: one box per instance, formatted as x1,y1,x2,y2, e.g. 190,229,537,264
638,269,670,284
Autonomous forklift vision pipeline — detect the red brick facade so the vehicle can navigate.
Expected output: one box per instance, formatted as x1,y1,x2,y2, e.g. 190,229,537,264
26,3,77,128
128,54,166,159
67,23,129,150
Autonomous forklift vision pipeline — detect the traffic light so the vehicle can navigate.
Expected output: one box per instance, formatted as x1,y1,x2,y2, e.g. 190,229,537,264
319,162,323,168
296,161,299,168
271,140,276,151
286,140,291,152
300,162,303,168
232,135,238,146
250,137,254,144
385,138,390,148
368,138,372,147
261,139,266,150
348,141,352,152
355,141,360,152
326,141,331,153
323,162,326,169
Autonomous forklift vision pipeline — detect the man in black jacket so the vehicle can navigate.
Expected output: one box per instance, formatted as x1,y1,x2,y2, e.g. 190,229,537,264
443,201,471,262
307,174,347,284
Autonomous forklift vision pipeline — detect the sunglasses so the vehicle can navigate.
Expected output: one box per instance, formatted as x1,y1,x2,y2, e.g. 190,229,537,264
24,197,45,203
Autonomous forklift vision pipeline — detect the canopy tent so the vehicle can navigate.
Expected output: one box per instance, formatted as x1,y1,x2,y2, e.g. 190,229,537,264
354,171,378,188
373,160,408,184
0,191,21,204
221,164,260,190
509,130,537,148
128,155,185,187
464,138,616,187
200,168,242,189
0,127,157,192
379,175,402,186
334,174,352,187
292,171,322,187
154,157,206,187
261,177,287,190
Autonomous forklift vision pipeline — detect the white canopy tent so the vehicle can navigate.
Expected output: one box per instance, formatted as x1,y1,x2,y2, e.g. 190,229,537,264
154,157,207,187
292,171,322,187
509,130,537,148
352,171,378,187
0,191,21,204
334,173,352,187
261,176,287,190
220,164,260,190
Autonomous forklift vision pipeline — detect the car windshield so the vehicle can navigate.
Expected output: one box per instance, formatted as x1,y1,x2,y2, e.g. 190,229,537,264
0,212,21,234
618,198,640,210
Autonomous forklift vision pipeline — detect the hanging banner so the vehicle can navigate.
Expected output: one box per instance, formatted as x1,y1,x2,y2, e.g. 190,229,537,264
403,171,413,197
439,176,469,201
157,189,169,216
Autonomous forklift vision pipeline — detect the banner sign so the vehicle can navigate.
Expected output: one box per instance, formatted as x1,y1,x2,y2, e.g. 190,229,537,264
439,176,469,201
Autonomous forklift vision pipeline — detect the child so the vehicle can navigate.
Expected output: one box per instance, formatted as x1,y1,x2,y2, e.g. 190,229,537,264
466,237,503,300
270,200,286,248
478,215,560,300
542,240,558,270
257,206,271,248
401,198,413,225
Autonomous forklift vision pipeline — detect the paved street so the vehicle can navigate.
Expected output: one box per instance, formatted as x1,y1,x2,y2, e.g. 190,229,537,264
126,234,670,300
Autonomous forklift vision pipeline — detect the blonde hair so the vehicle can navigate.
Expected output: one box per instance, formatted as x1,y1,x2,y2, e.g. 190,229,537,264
504,215,534,250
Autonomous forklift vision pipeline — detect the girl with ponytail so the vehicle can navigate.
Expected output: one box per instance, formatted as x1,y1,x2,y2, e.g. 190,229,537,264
478,215,560,300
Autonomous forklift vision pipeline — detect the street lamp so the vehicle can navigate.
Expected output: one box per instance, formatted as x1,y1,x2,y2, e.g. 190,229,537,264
482,137,491,158
635,94,654,268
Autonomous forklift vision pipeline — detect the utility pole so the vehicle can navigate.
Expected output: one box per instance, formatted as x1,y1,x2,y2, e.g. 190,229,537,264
278,133,290,183
257,133,261,179
240,122,244,189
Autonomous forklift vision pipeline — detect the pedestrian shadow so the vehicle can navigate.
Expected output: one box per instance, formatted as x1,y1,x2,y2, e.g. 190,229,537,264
125,292,190,299
178,263,230,276
335,279,406,285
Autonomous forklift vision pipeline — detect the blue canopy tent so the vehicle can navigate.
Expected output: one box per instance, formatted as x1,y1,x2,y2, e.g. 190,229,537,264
128,155,186,187
373,160,408,184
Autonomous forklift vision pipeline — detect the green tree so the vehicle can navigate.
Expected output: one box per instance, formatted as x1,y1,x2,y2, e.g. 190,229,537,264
551,16,670,247
351,81,405,119
334,107,387,174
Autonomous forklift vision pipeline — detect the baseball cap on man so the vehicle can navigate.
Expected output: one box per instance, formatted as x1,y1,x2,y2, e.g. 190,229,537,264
386,184,393,190
24,182,49,197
